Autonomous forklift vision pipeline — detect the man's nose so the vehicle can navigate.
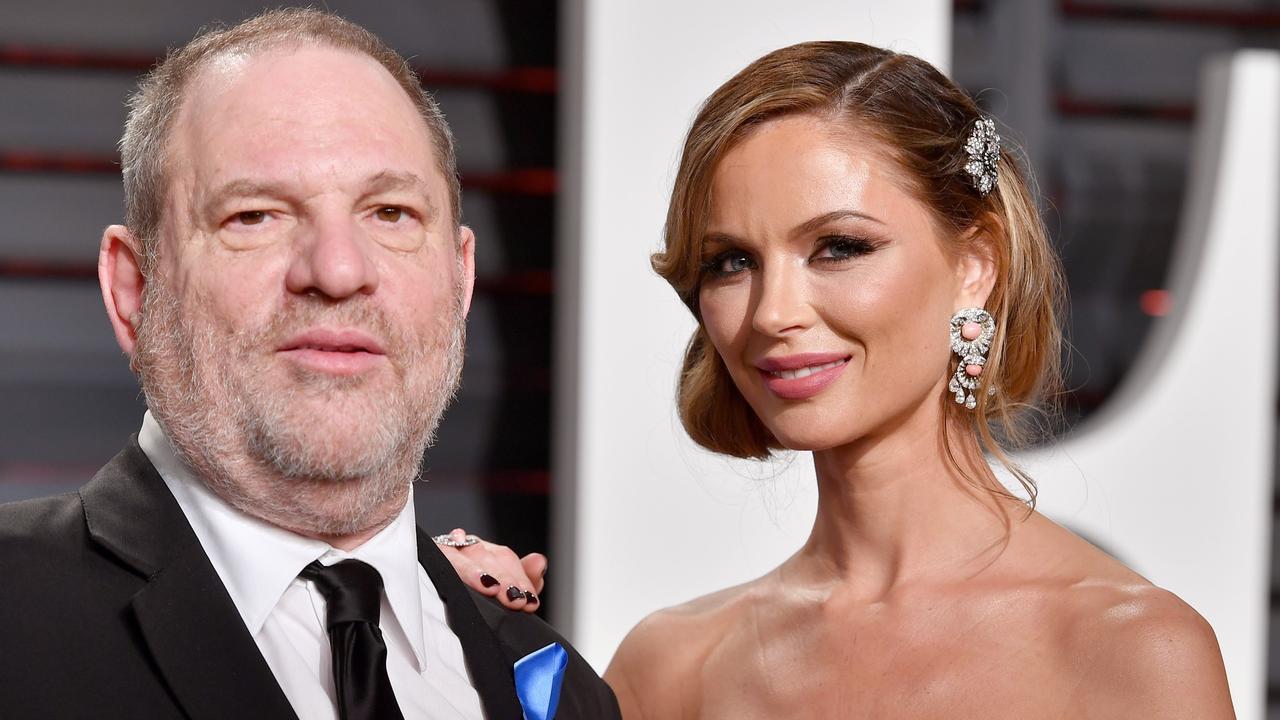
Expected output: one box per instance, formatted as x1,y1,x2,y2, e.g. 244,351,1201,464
285,214,380,299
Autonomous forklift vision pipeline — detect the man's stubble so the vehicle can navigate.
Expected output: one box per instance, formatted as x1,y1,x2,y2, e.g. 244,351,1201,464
131,271,465,537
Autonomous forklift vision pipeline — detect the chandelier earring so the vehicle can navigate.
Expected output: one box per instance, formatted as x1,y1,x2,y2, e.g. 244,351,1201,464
948,307,996,410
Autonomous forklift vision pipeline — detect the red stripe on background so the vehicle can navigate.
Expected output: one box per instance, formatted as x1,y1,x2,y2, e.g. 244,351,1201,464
1055,96,1195,123
0,45,557,93
1061,1,1280,29
0,151,558,195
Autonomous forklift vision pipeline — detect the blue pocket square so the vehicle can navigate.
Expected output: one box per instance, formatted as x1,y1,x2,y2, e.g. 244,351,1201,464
513,642,569,720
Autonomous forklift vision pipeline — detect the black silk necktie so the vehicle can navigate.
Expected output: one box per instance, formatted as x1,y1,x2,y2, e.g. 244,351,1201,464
300,559,406,720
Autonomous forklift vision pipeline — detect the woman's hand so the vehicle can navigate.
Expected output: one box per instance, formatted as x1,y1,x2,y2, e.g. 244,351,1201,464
433,528,547,612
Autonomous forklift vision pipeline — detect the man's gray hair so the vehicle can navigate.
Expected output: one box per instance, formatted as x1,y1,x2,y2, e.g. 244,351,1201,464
119,8,461,275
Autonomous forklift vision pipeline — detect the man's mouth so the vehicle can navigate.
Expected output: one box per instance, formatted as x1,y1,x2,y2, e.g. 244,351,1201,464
279,329,385,355
278,329,387,375
291,343,375,353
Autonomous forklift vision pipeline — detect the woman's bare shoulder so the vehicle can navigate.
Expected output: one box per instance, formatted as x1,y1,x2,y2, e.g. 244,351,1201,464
604,578,769,720
1059,582,1234,717
1019,516,1234,717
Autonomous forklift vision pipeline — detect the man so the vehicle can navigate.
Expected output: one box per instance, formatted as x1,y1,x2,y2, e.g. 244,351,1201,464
0,9,618,720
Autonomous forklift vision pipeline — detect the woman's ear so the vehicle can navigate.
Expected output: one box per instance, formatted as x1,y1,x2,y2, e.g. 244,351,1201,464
954,222,998,309
99,225,146,356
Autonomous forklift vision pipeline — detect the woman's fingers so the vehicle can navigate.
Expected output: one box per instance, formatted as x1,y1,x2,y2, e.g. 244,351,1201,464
435,528,542,613
520,552,548,595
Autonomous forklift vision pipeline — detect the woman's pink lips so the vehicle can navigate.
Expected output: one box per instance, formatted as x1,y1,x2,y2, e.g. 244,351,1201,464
757,356,850,400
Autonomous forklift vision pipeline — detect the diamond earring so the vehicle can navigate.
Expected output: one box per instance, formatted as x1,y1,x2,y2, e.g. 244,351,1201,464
948,307,995,410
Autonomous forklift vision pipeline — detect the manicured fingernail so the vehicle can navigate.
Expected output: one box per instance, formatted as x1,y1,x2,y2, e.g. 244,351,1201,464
506,586,525,602
480,573,499,588
524,591,539,605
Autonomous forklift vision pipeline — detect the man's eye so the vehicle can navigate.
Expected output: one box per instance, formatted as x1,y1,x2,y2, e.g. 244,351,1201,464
376,207,404,223
237,210,266,225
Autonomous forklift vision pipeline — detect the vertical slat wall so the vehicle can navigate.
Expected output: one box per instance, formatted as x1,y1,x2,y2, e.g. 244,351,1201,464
0,1,558,571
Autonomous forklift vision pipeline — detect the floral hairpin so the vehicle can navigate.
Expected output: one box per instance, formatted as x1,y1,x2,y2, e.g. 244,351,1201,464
963,117,1000,197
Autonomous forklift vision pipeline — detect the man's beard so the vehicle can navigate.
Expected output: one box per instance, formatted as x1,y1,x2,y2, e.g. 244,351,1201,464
131,277,465,537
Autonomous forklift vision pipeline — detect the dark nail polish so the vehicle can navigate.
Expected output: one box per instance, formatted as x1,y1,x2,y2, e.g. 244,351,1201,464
524,591,539,605
480,573,499,588
506,586,525,602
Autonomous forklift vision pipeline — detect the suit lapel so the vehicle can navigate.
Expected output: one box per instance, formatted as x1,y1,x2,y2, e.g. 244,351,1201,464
417,529,525,719
80,439,298,720
81,439,525,719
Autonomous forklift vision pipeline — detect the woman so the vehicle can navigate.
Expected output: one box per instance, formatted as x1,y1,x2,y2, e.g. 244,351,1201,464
451,41,1235,717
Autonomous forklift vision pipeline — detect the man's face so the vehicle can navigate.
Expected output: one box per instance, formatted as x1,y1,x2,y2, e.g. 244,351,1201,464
131,45,473,535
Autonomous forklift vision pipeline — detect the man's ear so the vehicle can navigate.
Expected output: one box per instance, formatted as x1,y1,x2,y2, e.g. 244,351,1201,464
99,225,146,356
954,224,998,310
457,225,477,318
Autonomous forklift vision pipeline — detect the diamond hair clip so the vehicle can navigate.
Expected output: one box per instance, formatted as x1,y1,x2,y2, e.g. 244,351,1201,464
963,117,1000,197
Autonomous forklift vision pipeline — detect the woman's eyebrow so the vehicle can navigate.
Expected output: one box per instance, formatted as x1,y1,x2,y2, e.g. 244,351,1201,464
701,232,738,248
699,232,753,256
790,209,885,238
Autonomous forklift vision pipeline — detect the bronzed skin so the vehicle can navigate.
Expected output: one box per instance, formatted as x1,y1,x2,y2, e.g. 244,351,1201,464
604,116,1234,719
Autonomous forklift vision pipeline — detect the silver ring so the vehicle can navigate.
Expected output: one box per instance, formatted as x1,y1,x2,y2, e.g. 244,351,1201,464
432,533,481,548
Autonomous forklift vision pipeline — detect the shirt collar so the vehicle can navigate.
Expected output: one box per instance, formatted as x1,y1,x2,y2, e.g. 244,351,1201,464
138,411,429,671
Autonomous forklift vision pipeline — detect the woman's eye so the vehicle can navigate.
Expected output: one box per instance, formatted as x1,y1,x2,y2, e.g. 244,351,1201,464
815,236,874,261
236,210,266,226
704,252,755,277
375,206,404,223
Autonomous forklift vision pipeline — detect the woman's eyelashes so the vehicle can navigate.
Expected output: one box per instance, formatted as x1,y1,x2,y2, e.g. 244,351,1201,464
701,249,756,279
699,235,880,279
811,234,879,263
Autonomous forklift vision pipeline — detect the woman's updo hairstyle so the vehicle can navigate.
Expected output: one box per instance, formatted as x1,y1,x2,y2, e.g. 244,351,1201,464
653,41,1063,501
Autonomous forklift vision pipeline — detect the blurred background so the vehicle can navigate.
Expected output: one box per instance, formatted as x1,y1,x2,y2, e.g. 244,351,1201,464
1,0,1277,715
952,1,1280,429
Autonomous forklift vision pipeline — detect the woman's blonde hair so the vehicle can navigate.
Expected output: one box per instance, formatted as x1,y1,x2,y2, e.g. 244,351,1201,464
653,41,1064,503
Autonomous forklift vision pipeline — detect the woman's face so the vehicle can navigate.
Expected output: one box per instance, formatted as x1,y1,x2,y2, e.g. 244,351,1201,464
698,114,990,451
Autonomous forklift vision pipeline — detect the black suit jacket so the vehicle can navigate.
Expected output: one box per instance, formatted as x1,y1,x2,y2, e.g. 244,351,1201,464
0,440,619,720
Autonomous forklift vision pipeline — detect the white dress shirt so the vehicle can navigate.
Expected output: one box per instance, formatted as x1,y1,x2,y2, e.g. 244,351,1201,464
138,412,485,720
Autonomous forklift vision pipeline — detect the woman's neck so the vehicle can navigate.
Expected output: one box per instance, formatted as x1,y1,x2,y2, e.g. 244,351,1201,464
797,403,1022,600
